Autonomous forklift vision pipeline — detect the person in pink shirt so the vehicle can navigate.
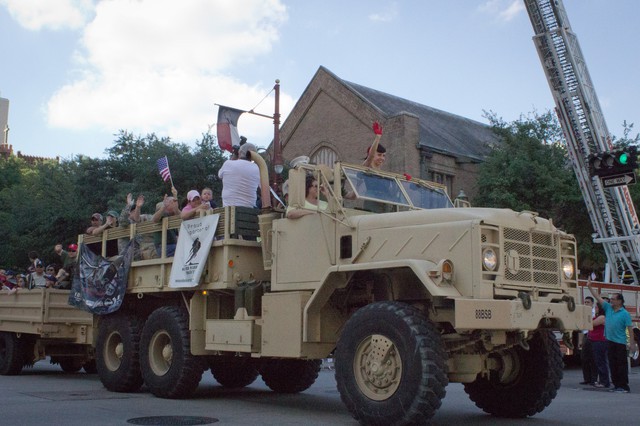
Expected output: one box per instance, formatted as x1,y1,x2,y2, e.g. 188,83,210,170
180,190,211,220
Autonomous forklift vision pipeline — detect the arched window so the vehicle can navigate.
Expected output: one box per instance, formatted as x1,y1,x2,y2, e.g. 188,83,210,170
311,146,337,167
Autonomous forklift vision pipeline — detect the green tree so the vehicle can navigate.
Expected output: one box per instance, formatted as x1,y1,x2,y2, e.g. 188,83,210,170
104,130,226,209
476,111,605,270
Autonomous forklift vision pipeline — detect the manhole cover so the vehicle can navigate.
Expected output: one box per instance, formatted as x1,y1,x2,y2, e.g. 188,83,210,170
127,416,218,425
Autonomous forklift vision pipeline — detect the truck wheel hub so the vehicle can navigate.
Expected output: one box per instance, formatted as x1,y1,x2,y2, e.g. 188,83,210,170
354,334,402,401
162,344,173,362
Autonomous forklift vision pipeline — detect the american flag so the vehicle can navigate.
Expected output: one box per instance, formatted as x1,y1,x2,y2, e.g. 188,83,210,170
157,156,172,182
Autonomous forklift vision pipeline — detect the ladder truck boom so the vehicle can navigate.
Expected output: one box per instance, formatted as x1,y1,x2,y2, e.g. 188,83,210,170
524,0,640,284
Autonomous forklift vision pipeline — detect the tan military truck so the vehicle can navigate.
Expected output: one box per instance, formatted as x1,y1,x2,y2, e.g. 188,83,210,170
0,288,95,374
82,156,590,424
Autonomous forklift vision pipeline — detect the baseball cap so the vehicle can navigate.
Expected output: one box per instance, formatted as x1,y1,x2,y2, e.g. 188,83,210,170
187,190,201,202
106,210,119,218
35,260,44,268
68,243,78,251
91,213,103,221
238,143,257,159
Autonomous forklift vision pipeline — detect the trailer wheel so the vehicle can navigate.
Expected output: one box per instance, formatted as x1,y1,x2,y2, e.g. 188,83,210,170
335,301,448,425
209,356,259,388
0,332,24,375
96,314,144,392
464,330,562,418
259,359,321,393
59,357,84,373
140,306,204,399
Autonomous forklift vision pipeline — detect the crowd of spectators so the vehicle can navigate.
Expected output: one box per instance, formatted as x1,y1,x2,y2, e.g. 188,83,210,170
1,242,79,294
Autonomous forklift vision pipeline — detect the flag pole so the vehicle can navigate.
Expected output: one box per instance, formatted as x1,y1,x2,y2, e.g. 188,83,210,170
165,156,176,190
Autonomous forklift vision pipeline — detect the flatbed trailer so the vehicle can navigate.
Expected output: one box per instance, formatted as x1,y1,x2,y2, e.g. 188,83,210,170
0,288,95,374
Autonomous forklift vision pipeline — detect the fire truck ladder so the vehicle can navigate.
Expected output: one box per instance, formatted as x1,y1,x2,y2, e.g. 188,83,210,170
524,0,640,284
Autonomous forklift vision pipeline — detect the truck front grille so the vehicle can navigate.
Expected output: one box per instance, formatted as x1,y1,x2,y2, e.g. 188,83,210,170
503,227,559,287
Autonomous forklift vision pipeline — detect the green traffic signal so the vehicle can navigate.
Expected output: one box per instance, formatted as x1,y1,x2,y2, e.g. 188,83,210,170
588,146,638,178
618,152,630,165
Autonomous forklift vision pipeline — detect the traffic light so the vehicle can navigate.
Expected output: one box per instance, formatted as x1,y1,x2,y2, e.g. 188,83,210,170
588,146,638,177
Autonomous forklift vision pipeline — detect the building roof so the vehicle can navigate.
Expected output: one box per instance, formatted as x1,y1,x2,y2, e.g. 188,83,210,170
334,72,497,162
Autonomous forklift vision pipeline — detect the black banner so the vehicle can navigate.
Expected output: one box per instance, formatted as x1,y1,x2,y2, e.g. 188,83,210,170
68,241,135,315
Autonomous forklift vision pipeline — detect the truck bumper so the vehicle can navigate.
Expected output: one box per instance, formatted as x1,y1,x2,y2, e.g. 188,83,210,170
453,298,592,332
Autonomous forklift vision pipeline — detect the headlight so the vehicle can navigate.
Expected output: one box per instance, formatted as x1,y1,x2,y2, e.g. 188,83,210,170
562,258,574,279
482,248,498,271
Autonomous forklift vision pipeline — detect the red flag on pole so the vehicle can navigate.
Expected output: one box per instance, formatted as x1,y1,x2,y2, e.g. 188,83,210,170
216,105,245,152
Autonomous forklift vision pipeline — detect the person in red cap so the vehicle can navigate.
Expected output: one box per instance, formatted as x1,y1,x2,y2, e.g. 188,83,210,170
55,243,79,289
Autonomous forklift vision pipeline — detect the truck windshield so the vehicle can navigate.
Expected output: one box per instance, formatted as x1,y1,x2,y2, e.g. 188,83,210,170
343,166,453,210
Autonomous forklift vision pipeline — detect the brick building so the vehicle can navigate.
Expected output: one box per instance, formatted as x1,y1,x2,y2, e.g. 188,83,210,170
279,66,498,201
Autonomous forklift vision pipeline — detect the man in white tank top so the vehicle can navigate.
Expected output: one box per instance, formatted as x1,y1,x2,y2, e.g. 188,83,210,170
218,143,260,207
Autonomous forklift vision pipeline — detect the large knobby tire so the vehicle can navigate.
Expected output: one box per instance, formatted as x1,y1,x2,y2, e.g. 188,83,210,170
140,306,204,399
259,359,321,393
83,359,98,374
96,313,144,392
464,330,563,418
59,357,84,373
335,301,448,425
210,356,259,388
0,332,25,375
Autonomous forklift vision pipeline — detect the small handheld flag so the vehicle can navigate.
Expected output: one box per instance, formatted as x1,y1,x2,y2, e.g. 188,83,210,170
157,156,172,182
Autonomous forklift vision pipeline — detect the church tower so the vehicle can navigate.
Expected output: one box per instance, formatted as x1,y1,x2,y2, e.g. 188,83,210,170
0,96,12,159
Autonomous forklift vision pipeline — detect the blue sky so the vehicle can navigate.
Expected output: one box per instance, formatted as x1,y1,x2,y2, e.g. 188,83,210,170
0,0,638,160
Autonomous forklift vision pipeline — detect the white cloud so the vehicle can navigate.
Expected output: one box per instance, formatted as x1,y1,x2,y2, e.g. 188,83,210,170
43,0,290,149
478,0,524,23
0,0,94,30
498,0,524,22
368,2,398,23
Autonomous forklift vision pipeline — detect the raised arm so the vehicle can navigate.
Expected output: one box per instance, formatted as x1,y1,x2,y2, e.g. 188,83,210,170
129,194,144,223
587,279,604,306
90,216,114,236
363,121,383,167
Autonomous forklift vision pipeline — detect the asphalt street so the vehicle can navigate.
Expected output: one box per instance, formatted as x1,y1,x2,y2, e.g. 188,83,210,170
0,362,638,425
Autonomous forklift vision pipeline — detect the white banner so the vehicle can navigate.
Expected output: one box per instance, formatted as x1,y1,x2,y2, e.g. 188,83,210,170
169,214,219,288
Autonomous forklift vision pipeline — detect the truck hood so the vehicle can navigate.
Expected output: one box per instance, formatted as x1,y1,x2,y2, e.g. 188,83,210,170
350,208,558,234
